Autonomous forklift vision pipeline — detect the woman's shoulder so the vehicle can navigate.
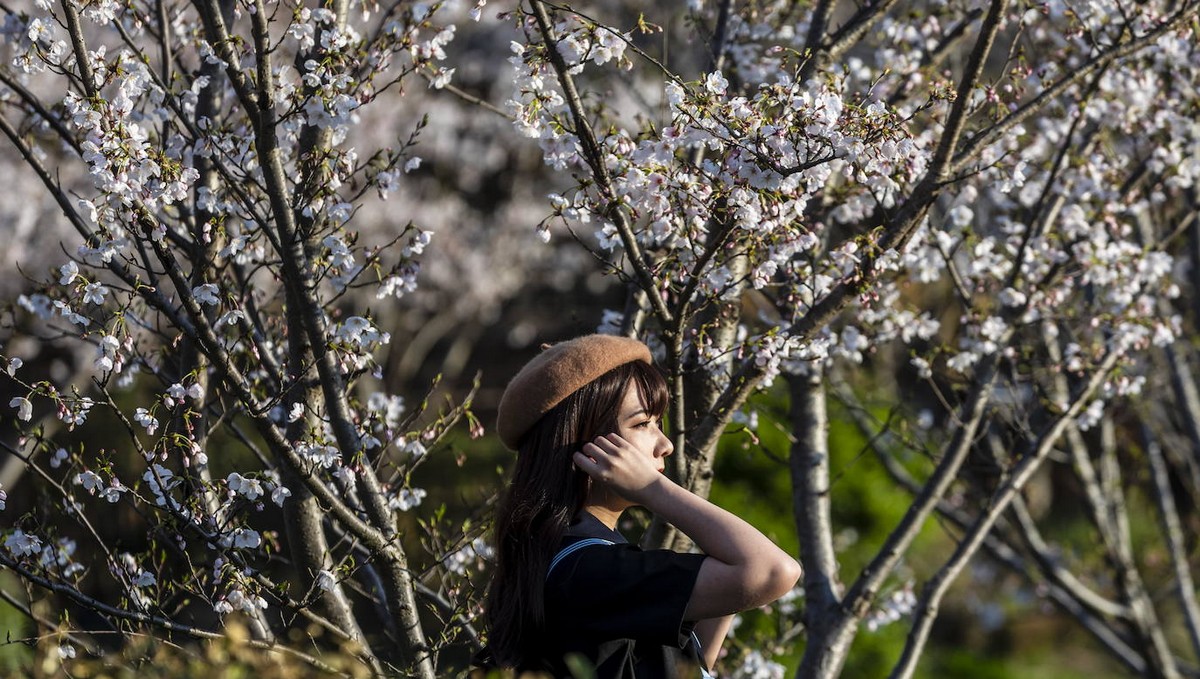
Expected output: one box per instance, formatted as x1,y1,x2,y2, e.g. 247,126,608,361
547,539,706,598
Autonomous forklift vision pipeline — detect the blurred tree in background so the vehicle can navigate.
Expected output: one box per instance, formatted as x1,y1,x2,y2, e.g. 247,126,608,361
1,0,1199,677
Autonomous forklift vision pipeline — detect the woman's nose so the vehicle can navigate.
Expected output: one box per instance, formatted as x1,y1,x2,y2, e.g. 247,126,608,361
657,431,674,457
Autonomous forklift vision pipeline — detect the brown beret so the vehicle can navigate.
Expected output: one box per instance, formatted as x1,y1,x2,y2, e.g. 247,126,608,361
497,334,652,450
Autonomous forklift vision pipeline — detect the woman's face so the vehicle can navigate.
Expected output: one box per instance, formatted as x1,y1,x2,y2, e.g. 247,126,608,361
612,381,673,471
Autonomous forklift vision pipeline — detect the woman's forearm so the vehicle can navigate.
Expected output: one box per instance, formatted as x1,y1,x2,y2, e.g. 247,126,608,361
636,477,789,571
693,615,734,672
633,477,801,620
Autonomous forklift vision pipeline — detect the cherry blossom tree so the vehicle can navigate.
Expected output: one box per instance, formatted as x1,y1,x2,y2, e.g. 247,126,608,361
2,0,1200,676
0,0,493,675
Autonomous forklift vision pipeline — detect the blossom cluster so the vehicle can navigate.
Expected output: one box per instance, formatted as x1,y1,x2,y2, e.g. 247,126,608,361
443,537,495,576
213,585,269,616
63,63,199,213
226,471,291,508
329,315,391,372
864,581,918,632
3,529,86,582
731,650,787,679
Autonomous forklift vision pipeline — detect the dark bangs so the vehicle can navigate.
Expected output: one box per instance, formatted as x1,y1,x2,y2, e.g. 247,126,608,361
623,360,669,420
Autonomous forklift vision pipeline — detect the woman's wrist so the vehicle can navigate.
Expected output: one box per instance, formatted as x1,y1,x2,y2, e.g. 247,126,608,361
630,474,690,517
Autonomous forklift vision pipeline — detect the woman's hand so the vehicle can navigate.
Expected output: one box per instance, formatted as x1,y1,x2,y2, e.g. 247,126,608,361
573,433,668,503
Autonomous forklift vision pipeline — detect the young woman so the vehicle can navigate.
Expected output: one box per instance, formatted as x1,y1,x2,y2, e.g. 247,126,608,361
482,334,801,677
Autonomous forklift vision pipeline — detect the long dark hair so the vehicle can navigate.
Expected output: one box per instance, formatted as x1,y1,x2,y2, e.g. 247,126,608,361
483,359,668,668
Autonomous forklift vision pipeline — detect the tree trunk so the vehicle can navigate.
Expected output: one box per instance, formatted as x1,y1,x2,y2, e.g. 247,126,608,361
787,368,844,678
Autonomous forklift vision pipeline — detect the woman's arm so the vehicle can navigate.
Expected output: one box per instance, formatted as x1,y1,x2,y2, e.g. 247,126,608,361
693,615,735,672
576,434,802,621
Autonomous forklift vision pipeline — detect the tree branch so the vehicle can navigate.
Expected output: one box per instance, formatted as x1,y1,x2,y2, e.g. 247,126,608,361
1144,427,1200,663
528,0,674,327
866,441,1150,675
842,349,1002,618
888,345,1123,679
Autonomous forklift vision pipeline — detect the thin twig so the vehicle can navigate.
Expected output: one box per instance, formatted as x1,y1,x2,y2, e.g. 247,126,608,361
1143,426,1200,661
888,345,1123,679
528,0,674,327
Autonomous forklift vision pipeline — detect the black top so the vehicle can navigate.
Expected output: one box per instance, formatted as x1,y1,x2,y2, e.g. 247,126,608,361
530,511,709,678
